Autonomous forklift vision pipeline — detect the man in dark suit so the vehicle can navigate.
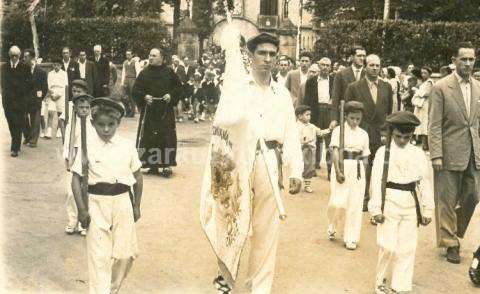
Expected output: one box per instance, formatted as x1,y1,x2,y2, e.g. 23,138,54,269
345,54,393,209
303,57,335,178
77,50,94,95
92,44,110,97
23,49,48,148
61,47,80,88
184,57,197,82
331,46,366,129
429,42,480,264
172,55,187,83
1,46,33,157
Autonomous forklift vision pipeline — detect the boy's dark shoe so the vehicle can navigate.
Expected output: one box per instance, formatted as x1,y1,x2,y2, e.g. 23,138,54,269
447,246,461,264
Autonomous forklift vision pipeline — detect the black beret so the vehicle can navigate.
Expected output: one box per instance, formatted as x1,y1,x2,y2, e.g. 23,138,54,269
90,97,125,118
386,111,420,127
72,94,93,104
295,105,311,116
71,79,88,90
344,101,364,113
246,33,279,53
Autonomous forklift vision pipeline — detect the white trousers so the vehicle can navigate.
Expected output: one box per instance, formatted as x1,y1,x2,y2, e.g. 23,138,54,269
375,200,418,292
87,193,138,294
328,160,365,243
65,172,78,227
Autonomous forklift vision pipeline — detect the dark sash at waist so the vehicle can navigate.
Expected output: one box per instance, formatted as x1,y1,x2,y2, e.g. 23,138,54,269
262,140,284,189
317,103,332,108
386,181,416,192
343,150,363,160
88,182,130,196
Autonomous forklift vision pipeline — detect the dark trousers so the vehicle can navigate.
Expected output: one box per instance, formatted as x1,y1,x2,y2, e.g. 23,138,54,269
314,104,332,176
122,78,136,117
24,107,41,144
434,152,479,248
4,108,26,152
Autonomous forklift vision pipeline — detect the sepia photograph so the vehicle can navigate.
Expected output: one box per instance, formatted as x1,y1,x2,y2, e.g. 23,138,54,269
2,0,480,293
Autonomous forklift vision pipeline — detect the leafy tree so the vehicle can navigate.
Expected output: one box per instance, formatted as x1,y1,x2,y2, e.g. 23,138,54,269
192,0,213,54
304,0,480,22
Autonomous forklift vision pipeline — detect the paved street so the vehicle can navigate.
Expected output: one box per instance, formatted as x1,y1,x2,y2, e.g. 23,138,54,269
2,114,480,293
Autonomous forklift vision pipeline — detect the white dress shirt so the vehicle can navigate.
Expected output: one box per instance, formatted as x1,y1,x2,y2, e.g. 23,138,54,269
455,71,472,117
48,69,69,99
71,133,142,186
366,78,379,104
246,75,303,180
276,72,287,86
317,76,331,104
10,60,19,69
352,65,363,81
78,61,86,79
330,123,370,155
369,142,434,218
300,70,308,85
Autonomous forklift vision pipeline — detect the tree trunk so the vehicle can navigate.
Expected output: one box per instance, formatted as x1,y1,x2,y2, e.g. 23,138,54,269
383,0,390,21
29,13,40,58
172,0,181,52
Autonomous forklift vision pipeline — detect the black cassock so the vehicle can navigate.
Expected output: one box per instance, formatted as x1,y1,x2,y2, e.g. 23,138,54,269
133,64,183,168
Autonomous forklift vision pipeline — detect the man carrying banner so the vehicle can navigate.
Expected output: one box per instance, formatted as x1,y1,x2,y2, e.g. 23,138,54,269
200,29,302,294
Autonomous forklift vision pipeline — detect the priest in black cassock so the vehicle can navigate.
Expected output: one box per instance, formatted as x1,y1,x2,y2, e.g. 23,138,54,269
133,48,183,177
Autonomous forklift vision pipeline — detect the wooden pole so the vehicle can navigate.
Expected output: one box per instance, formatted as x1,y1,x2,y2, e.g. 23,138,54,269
80,116,89,209
381,128,392,213
67,110,77,170
339,100,345,174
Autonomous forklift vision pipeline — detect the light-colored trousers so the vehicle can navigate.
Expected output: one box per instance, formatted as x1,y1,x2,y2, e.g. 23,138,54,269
375,199,418,292
219,149,280,294
87,193,138,294
328,160,366,243
65,172,78,227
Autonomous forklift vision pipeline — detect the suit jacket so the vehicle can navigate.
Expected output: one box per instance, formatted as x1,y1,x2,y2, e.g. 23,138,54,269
93,56,110,90
62,60,80,85
83,61,95,95
345,77,393,149
1,62,32,111
285,69,306,106
331,66,365,121
428,73,480,170
30,65,48,111
185,65,196,82
303,75,335,126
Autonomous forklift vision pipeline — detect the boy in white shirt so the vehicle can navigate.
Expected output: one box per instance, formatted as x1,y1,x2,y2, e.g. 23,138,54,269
295,105,330,193
327,101,370,250
369,111,434,294
71,98,143,294
46,57,68,138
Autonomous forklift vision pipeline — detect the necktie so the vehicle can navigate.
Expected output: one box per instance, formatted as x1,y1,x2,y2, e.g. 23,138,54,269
463,80,471,117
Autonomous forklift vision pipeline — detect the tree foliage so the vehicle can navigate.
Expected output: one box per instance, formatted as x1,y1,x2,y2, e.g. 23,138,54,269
192,0,213,41
305,0,480,22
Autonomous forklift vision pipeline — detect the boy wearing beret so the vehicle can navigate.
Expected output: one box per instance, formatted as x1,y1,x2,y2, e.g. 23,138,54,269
63,80,94,235
71,98,143,293
327,101,370,250
369,111,434,294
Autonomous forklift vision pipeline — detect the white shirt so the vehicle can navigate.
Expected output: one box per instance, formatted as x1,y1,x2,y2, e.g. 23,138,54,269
78,61,86,79
10,60,19,69
330,123,370,155
247,75,303,180
300,70,308,85
317,76,331,104
47,69,69,99
276,72,287,86
455,71,472,117
352,65,363,81
369,143,434,218
63,59,70,72
63,115,95,160
297,121,319,147
71,133,142,186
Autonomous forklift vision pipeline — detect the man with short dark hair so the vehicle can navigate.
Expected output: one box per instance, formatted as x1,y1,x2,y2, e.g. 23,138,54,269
203,32,302,294
429,42,480,264
23,49,48,147
77,49,94,95
1,46,33,157
331,46,366,129
61,47,80,87
285,51,313,106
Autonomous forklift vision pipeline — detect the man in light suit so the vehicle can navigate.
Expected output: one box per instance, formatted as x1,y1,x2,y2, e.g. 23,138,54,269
285,51,312,106
330,46,366,129
429,42,480,264
345,54,393,209
303,58,334,177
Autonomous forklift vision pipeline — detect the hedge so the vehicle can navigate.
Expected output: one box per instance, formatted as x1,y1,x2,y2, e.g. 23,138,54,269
313,20,480,70
2,17,171,63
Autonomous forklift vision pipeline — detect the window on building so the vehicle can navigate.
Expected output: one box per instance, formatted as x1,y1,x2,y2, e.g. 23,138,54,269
260,0,278,15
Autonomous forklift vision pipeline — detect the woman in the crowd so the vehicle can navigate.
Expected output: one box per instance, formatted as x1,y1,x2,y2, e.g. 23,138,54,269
411,66,433,151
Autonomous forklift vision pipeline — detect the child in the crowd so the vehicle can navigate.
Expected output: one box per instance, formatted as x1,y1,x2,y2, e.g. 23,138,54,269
295,105,330,193
327,101,370,250
63,80,94,236
201,71,219,121
46,57,68,139
368,111,433,294
71,97,143,293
